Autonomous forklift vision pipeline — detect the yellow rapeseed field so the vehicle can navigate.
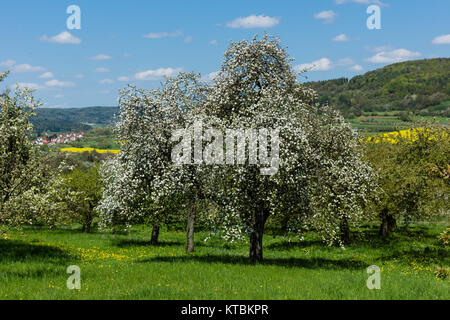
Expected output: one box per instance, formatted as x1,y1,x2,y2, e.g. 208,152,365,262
60,147,120,154
366,127,448,144
59,128,447,153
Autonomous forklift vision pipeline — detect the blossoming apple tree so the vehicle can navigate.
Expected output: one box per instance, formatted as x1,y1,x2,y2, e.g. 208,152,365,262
204,35,376,261
98,35,376,262
97,73,211,252
0,71,43,226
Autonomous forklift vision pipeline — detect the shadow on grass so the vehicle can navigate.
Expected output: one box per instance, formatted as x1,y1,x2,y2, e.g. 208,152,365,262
19,225,105,236
137,254,367,270
379,246,447,262
113,239,183,248
396,225,443,239
0,239,73,279
265,239,324,250
113,238,233,250
330,224,442,249
0,239,72,263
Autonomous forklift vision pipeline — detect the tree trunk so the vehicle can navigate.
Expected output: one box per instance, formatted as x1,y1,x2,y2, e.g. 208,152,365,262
185,201,196,253
250,212,267,263
82,220,92,233
340,217,350,245
83,211,93,233
150,223,160,245
404,215,411,231
379,208,396,237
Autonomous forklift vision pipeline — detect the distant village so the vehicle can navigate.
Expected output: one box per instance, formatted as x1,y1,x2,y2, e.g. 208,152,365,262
33,132,85,146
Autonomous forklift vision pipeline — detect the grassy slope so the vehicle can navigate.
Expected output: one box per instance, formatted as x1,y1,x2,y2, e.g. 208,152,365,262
0,223,448,300
348,112,450,136
58,127,120,150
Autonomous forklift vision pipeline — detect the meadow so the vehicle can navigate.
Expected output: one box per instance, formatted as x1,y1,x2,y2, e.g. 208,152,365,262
1,223,448,300
348,112,449,136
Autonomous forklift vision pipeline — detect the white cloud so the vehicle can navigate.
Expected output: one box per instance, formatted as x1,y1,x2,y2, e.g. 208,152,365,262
10,82,42,90
45,79,75,88
0,60,16,68
94,67,110,73
209,40,218,45
9,78,75,90
54,94,64,99
40,31,81,44
349,64,364,72
369,45,393,52
90,54,112,60
74,74,84,79
12,64,46,73
366,49,421,64
202,71,220,82
117,76,130,82
100,79,114,84
143,31,182,39
39,72,54,79
335,58,355,66
294,57,356,72
225,15,280,29
333,34,350,42
184,36,193,43
294,58,333,72
135,67,183,80
432,34,450,45
314,10,337,24
45,103,68,108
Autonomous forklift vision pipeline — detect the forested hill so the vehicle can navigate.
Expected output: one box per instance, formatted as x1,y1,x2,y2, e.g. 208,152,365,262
33,106,119,134
307,58,450,118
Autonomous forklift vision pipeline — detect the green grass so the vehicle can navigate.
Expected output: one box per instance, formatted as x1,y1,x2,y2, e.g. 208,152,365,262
349,112,449,136
0,223,448,300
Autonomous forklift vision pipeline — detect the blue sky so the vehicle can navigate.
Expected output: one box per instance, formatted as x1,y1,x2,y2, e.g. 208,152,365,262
1,0,449,108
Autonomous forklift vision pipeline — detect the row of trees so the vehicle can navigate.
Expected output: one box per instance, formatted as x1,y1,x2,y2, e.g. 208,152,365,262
1,36,448,262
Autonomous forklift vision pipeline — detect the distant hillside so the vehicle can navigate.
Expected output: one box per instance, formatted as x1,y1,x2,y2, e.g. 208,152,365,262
307,58,450,118
33,106,119,134
31,59,449,134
